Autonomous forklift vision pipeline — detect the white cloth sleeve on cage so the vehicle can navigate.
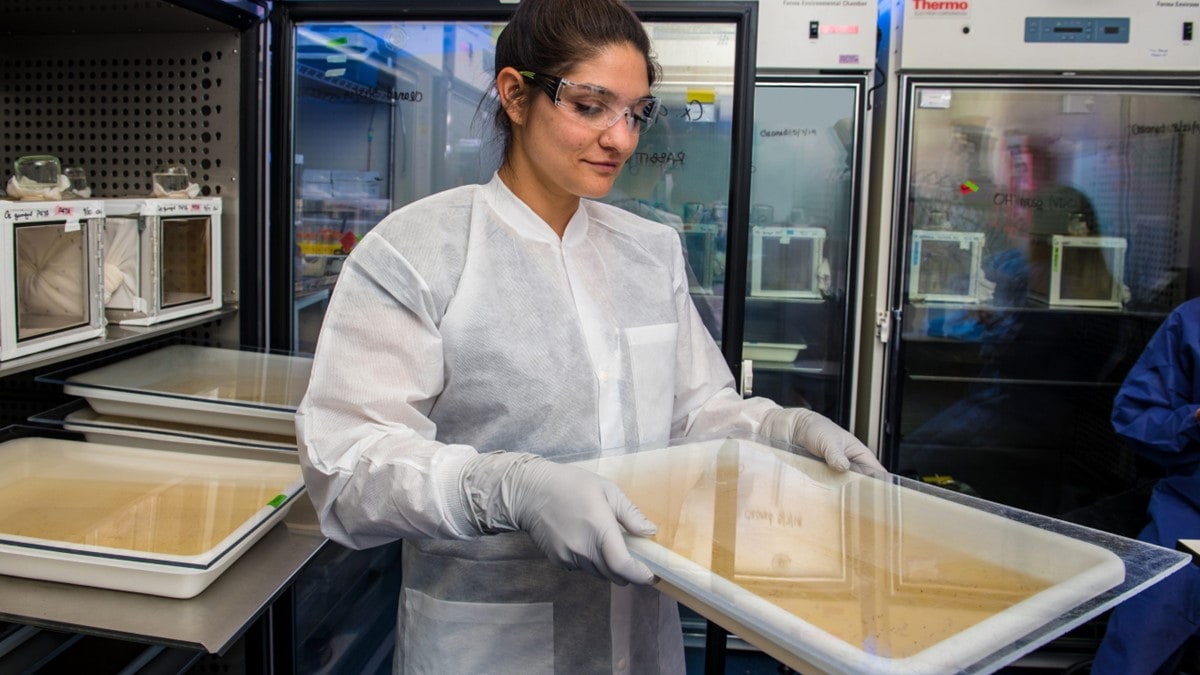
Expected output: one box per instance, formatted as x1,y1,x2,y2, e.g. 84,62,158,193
102,222,140,306
6,175,70,201
17,227,84,316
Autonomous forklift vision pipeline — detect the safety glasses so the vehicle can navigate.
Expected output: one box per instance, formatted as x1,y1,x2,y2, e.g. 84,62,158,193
520,70,662,134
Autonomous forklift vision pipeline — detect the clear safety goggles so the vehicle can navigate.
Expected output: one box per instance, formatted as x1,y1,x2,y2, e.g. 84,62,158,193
520,70,662,134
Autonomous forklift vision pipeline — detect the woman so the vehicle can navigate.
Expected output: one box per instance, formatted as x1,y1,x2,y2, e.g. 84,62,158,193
296,0,883,672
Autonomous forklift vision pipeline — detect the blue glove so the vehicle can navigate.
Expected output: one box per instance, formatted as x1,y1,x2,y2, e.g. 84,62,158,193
461,451,658,586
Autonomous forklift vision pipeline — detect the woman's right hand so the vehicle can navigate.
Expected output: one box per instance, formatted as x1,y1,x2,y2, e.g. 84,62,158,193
461,452,658,586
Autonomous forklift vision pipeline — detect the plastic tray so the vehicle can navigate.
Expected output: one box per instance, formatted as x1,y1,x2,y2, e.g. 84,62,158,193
742,342,806,363
29,403,297,456
56,345,311,437
0,437,305,598
568,436,1187,674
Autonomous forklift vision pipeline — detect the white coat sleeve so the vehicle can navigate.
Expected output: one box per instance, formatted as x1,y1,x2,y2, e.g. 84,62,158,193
665,236,781,439
295,231,481,550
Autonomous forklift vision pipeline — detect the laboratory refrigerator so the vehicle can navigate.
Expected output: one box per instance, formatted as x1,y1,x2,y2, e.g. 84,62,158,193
740,0,876,427
867,0,1200,525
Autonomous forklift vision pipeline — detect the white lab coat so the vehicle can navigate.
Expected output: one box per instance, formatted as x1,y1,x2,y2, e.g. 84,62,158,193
296,174,780,674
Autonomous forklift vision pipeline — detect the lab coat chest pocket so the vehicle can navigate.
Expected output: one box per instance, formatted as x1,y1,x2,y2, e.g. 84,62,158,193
625,322,679,444
400,588,553,675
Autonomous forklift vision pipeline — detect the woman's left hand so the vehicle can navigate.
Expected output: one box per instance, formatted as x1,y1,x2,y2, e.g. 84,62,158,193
761,408,887,477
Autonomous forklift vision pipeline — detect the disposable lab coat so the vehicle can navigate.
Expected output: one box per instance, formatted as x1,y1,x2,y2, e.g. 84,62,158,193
296,174,780,674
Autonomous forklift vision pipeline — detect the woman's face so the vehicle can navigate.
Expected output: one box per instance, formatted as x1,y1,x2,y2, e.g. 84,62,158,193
507,42,650,207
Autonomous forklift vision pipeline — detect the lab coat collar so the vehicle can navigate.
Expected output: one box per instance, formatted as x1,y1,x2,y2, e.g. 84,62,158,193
484,173,590,246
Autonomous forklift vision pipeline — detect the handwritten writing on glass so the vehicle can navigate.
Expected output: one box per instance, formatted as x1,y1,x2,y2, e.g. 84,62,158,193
759,128,818,138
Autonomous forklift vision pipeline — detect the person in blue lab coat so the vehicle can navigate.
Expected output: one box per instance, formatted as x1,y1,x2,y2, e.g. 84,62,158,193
1091,296,1200,675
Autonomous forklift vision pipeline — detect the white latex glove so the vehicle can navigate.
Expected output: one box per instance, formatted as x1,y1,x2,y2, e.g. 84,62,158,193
761,408,886,476
460,451,658,586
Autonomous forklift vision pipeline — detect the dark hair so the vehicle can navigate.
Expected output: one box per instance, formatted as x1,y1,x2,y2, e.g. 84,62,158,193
486,0,660,156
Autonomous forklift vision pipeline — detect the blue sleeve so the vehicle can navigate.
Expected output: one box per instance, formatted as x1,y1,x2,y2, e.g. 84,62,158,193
1111,301,1200,469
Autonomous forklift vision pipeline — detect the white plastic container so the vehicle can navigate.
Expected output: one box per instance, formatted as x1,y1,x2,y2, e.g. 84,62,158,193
0,436,304,599
908,230,985,304
1029,235,1127,309
101,198,222,326
750,226,827,299
0,200,106,361
60,345,311,437
566,436,1156,674
742,341,805,363
52,405,297,455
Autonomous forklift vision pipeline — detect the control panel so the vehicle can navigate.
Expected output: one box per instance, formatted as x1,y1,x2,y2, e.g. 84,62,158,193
1024,17,1131,44
895,0,1199,71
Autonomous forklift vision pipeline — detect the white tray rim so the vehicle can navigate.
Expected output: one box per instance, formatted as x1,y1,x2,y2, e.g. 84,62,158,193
603,438,1128,674
0,480,305,569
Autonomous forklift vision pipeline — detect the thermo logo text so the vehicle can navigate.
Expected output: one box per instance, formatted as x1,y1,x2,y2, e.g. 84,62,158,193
913,0,969,9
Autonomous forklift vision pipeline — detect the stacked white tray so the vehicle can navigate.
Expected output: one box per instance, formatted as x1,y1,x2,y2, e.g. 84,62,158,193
0,436,304,598
59,345,312,439
1,344,315,597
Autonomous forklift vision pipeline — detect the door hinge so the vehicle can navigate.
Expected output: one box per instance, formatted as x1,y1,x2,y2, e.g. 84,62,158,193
740,359,754,397
876,310,891,343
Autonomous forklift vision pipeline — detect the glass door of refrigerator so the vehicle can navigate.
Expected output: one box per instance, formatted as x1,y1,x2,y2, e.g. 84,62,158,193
289,18,747,355
290,21,502,353
741,81,864,424
601,20,740,348
889,80,1200,522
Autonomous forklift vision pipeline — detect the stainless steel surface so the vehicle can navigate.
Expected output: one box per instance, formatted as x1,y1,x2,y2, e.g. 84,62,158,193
0,492,326,654
0,307,237,378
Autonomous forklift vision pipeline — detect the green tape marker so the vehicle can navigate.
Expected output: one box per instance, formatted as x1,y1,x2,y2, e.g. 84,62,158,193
267,494,288,508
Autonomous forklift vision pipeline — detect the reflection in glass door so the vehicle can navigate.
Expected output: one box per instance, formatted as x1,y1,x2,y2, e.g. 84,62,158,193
741,80,866,425
289,17,750,356
289,21,502,353
887,79,1200,519
599,19,741,348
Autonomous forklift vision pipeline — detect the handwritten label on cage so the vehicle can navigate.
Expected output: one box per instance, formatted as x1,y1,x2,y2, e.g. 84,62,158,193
141,200,220,217
4,203,97,225
51,205,81,231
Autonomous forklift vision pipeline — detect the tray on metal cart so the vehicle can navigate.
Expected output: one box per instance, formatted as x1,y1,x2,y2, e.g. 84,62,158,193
565,435,1189,674
0,436,304,599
